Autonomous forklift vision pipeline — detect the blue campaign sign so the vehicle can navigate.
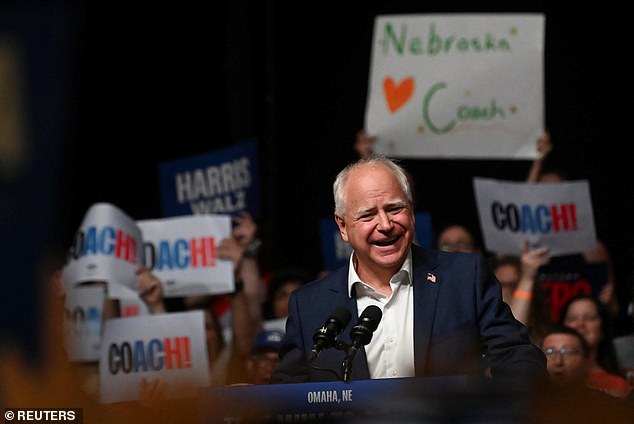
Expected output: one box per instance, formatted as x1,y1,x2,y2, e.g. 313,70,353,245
319,212,433,272
319,218,353,272
413,211,433,249
536,261,609,323
159,138,260,218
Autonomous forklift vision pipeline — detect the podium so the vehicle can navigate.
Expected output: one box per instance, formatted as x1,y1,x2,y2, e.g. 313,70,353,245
198,376,532,423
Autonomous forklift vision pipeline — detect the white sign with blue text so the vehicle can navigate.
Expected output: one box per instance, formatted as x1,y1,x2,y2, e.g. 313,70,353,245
99,310,210,404
473,178,597,256
159,138,260,218
61,202,144,300
137,215,234,297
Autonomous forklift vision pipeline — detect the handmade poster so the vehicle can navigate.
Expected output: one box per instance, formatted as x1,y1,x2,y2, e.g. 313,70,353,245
473,178,597,256
365,14,544,159
99,310,210,404
61,203,144,299
137,214,234,297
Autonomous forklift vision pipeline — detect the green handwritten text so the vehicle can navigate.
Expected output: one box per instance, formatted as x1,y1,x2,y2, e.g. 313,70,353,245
423,82,506,134
381,22,511,56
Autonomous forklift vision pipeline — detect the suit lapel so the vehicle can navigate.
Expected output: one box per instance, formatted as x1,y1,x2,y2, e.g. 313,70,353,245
412,246,441,376
325,266,371,379
322,266,359,323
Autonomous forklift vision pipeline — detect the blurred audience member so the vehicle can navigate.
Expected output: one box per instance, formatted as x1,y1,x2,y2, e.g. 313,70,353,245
491,255,521,305
541,324,591,388
135,267,167,314
527,130,618,317
526,130,554,183
245,329,283,385
559,295,632,399
500,240,552,342
354,129,375,159
436,224,482,255
261,267,312,332
533,323,634,423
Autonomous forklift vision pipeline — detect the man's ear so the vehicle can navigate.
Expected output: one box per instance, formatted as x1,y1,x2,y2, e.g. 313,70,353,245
334,214,349,242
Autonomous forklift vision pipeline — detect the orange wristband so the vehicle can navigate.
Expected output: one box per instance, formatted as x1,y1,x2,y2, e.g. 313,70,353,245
513,289,533,301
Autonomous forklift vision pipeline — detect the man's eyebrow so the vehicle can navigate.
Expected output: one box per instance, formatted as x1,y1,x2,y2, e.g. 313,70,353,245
387,199,407,207
352,206,377,217
352,199,407,216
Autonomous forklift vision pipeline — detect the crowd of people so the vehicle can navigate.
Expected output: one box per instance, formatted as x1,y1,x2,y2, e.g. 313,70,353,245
354,130,633,397
51,130,634,423
430,132,634,401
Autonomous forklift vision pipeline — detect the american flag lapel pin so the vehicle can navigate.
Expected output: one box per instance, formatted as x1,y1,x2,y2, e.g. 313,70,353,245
426,272,436,283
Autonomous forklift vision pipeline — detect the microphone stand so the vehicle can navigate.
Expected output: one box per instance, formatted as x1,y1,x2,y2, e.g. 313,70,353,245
339,305,381,382
342,354,354,383
331,340,355,382
338,342,360,383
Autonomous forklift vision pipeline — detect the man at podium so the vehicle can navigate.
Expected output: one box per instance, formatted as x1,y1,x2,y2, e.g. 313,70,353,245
271,156,547,385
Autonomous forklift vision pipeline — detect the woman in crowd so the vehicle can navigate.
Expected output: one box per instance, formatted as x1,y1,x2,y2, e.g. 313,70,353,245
559,294,632,399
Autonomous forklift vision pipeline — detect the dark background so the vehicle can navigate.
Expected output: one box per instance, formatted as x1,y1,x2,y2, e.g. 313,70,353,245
69,1,633,322
3,1,633,358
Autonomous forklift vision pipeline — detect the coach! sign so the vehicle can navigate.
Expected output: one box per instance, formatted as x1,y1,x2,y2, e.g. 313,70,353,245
473,178,597,256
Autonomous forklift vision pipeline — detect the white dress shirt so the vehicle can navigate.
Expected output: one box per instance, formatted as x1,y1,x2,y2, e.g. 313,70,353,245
347,249,415,379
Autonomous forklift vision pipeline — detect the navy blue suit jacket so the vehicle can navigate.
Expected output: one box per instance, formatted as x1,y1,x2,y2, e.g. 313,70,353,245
271,245,547,383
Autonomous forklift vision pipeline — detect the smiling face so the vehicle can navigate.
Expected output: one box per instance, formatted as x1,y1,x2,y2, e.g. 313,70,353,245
334,162,415,281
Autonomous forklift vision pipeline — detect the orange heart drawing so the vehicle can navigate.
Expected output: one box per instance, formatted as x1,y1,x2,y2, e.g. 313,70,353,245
383,76,414,113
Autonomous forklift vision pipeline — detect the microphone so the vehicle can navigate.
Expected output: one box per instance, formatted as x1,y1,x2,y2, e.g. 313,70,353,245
349,305,382,352
342,305,382,381
307,306,352,362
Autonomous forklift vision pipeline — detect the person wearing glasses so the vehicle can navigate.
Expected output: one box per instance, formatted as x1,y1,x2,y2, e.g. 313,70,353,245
527,131,619,318
559,295,632,399
536,325,634,423
541,324,591,387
